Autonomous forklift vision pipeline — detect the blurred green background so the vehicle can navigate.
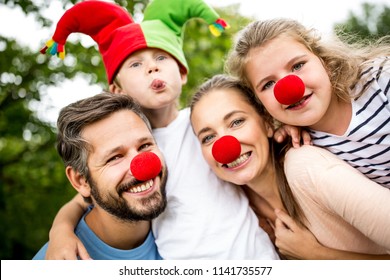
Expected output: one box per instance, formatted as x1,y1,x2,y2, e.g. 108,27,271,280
0,0,389,259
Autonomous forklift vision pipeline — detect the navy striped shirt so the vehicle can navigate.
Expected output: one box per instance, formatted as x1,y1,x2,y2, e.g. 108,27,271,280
310,57,390,188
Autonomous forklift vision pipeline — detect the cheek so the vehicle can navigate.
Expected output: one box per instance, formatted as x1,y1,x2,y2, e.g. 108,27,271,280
307,63,331,86
256,94,279,116
256,89,274,105
201,147,213,164
101,162,129,184
201,147,219,170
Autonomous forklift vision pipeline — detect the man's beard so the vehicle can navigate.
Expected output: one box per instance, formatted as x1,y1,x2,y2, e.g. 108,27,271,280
88,169,168,222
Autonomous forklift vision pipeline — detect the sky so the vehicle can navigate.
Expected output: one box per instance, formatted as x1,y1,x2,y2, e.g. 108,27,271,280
0,0,386,125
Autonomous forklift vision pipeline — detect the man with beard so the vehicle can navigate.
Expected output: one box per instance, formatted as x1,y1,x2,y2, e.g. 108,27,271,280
33,92,167,260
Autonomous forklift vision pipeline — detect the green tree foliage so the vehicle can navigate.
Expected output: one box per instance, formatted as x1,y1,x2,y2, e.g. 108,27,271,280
181,5,252,106
334,2,390,42
0,0,388,259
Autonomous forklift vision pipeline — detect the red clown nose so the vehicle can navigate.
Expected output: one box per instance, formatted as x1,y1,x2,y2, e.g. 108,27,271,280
130,152,162,181
212,135,241,164
273,75,305,105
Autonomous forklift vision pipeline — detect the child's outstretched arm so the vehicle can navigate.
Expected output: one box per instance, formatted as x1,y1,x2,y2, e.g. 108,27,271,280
273,125,312,148
45,194,91,260
274,209,390,260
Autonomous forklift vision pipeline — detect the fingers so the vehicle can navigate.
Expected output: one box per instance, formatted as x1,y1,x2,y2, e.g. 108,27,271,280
273,125,301,148
273,127,288,143
274,216,286,231
288,127,302,148
267,218,275,230
77,242,93,260
275,209,298,232
274,125,313,148
301,130,313,146
45,247,78,260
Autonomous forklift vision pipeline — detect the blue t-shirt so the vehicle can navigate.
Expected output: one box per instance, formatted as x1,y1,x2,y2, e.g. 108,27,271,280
33,207,162,260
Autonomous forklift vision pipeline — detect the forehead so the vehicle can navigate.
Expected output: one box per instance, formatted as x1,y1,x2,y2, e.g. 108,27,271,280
126,47,172,60
82,110,152,146
248,35,304,60
191,88,256,126
199,87,250,108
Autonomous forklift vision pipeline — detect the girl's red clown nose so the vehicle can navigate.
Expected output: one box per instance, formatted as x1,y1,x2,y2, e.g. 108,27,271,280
274,75,305,105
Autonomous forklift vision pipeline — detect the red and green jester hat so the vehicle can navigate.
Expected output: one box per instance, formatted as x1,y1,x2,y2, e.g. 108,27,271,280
40,0,229,84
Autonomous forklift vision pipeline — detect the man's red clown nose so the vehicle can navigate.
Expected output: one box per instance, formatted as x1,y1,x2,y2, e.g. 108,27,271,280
130,152,162,181
273,75,305,105
212,135,241,164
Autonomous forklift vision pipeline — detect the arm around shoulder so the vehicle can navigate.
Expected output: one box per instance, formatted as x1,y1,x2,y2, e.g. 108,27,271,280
46,194,91,260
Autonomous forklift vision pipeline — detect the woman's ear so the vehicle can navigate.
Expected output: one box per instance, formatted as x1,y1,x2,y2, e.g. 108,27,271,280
65,166,91,198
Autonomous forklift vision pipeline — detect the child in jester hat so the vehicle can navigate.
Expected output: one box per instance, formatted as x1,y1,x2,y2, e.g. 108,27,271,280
40,0,279,260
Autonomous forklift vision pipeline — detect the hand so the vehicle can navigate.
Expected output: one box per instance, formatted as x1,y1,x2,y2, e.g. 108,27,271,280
45,231,92,260
274,209,321,260
258,217,276,244
274,125,312,148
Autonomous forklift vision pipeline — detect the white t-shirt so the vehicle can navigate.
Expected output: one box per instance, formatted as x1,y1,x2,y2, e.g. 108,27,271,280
152,108,278,259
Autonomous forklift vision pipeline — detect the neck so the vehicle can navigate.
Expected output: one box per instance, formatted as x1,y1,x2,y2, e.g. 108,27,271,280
85,207,150,250
142,104,179,128
310,98,352,135
245,167,285,222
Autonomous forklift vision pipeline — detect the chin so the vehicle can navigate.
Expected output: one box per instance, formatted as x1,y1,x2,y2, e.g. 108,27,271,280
224,177,248,187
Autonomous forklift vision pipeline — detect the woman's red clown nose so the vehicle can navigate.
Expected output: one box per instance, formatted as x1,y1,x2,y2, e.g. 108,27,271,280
130,152,162,181
273,75,305,105
212,135,241,164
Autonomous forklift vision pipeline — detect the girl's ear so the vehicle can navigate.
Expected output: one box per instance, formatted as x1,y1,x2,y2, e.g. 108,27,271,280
65,166,91,198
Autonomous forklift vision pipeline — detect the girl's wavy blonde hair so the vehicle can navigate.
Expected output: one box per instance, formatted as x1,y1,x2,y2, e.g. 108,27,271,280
226,18,390,101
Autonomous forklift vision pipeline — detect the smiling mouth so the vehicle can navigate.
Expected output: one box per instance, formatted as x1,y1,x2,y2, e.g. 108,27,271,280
127,179,154,193
223,152,251,168
286,93,312,109
119,179,154,195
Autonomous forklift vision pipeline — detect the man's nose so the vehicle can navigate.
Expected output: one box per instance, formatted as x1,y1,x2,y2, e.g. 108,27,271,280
130,152,162,181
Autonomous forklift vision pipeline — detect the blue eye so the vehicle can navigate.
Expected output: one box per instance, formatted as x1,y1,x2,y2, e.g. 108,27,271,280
201,134,215,144
130,62,141,68
157,55,167,61
231,119,244,127
293,62,304,71
263,81,275,90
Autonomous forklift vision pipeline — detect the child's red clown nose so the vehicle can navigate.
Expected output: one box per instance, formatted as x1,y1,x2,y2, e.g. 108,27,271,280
274,75,305,105
212,135,241,164
130,152,162,181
